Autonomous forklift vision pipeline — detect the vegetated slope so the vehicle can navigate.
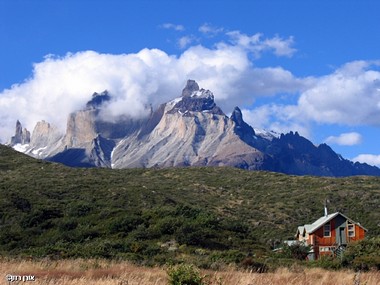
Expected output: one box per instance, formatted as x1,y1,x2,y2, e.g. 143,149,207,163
1,144,379,264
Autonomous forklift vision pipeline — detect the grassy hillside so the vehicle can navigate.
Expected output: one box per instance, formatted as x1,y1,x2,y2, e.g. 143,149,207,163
1,144,380,266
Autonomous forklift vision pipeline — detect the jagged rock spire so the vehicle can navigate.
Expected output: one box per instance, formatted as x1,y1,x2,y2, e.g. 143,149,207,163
182,80,200,97
230,106,256,140
86,90,111,110
168,80,225,115
230,107,244,126
10,120,30,145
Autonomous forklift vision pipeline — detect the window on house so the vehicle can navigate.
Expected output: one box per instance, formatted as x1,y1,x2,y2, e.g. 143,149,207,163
324,223,331,237
347,222,355,237
319,246,335,252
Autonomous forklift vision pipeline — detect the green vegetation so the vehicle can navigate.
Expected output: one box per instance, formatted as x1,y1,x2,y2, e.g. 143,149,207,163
280,243,311,260
303,238,380,271
342,237,380,270
167,264,207,285
1,144,380,269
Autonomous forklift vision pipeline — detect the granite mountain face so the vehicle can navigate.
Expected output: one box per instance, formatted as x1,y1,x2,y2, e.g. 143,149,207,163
8,80,380,176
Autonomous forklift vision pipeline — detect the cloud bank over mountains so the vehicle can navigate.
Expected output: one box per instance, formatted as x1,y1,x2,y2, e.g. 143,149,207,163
353,154,380,167
0,31,305,141
1,27,380,166
242,60,380,132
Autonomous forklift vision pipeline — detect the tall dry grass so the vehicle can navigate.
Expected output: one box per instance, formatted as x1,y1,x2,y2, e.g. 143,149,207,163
1,258,379,285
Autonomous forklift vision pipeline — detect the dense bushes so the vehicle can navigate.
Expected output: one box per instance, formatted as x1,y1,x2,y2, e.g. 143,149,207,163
308,256,342,270
2,195,379,270
167,264,207,285
280,243,311,260
261,238,380,272
342,237,380,270
0,201,261,265
1,146,380,269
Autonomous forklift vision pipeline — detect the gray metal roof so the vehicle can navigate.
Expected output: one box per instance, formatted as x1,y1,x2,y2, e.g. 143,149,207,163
296,212,368,235
307,212,340,233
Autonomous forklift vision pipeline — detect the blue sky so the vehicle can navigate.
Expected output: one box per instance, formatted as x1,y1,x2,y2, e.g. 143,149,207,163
1,0,380,166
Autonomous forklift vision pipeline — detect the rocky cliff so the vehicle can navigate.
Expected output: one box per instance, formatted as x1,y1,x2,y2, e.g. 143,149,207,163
8,80,380,176
10,120,30,146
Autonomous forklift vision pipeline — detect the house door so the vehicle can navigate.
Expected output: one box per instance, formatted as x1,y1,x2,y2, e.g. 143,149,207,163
337,227,346,245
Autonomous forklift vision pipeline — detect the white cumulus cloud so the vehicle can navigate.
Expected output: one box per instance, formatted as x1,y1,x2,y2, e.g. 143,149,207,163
0,49,184,141
353,154,380,167
298,61,380,126
178,36,196,49
226,31,296,58
241,106,312,139
6,31,378,147
244,61,380,138
263,35,296,57
325,132,363,146
0,32,307,143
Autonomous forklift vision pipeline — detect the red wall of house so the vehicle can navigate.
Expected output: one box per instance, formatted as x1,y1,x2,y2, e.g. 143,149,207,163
310,218,366,259
347,224,366,242
313,219,336,246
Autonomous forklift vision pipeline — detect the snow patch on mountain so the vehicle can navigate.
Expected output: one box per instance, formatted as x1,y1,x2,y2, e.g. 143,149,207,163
13,143,29,153
254,128,280,141
190,89,214,99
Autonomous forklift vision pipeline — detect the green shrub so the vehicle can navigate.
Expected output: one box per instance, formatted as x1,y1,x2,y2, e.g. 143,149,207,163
167,264,207,285
350,255,380,271
109,215,144,234
309,255,342,270
342,237,380,270
154,216,182,235
58,218,78,231
210,250,245,264
68,202,93,216
281,242,311,260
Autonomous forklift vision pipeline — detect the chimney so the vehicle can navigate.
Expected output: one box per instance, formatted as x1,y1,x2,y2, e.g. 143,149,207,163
324,199,329,216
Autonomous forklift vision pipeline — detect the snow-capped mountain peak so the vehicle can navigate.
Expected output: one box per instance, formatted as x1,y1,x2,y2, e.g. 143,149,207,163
7,80,380,176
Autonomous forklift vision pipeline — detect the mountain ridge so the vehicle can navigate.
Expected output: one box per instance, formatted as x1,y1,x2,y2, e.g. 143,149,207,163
6,80,380,177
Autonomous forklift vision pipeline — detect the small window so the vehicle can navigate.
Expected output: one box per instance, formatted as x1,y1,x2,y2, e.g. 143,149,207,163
324,223,331,237
348,222,355,237
319,246,335,252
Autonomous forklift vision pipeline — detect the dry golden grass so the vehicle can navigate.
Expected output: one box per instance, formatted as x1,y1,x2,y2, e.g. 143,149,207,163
1,258,379,285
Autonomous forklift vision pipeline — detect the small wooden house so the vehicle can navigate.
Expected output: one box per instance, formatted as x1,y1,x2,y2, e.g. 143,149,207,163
296,211,367,260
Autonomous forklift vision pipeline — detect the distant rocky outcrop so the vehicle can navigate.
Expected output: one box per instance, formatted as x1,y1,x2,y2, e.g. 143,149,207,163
30,121,59,147
7,80,380,177
167,79,224,115
10,120,30,145
85,91,111,110
63,109,98,148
